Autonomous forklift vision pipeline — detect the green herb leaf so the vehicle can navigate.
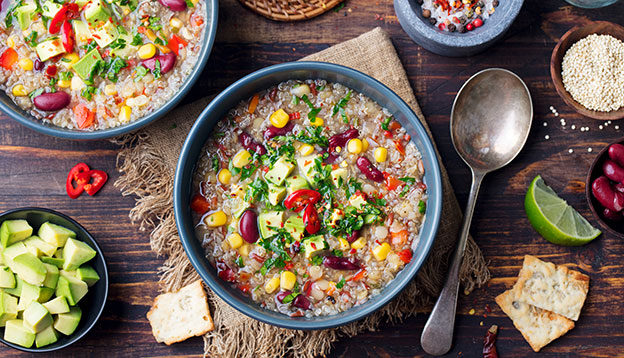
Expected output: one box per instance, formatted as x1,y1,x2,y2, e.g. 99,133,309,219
418,200,426,214
381,117,392,131
152,59,162,79
336,277,346,289
332,91,351,124
130,33,143,46
310,255,323,266
147,16,162,32
28,88,44,99
235,256,244,268
25,31,38,47
332,249,343,257
282,291,299,304
134,65,149,82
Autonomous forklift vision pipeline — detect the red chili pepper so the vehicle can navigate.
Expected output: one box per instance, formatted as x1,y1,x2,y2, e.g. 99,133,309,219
190,194,211,214
396,249,413,264
61,20,74,53
284,189,321,212
289,112,300,120
284,262,294,270
76,169,108,196
65,163,90,199
350,269,366,281
250,252,265,263
483,325,499,358
303,281,312,296
309,83,317,96
45,64,57,77
167,34,187,56
49,3,79,34
384,173,402,191
303,204,321,235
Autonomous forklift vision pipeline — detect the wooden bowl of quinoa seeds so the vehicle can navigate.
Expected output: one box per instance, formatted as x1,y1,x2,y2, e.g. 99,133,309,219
550,21,624,120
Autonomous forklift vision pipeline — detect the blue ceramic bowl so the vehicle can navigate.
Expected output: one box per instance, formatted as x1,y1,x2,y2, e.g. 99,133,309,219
394,0,524,57
174,62,443,330
0,1,218,140
0,207,108,352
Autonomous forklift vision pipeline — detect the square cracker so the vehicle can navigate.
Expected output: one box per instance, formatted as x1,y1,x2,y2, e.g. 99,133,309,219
513,255,589,321
496,288,574,352
147,280,214,345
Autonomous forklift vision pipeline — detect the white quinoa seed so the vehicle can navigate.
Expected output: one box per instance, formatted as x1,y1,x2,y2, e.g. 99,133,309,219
543,122,547,127
616,125,620,130
561,34,624,112
569,149,574,154
571,125,576,130
545,135,550,140
588,148,593,152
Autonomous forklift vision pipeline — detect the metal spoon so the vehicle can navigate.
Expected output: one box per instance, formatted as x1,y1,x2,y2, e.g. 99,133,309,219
420,68,533,356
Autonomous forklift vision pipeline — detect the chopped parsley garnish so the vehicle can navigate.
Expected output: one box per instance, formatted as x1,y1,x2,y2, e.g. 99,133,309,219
332,249,343,257
130,33,143,46
263,139,295,166
102,57,128,83
258,228,294,275
300,94,322,121
381,117,392,131
59,71,73,81
336,277,346,289
48,77,58,89
316,85,326,91
152,59,162,79
147,16,162,32
235,256,244,268
84,41,98,52
134,65,149,82
154,36,168,46
345,178,362,198
332,90,351,124
25,31,38,47
4,1,23,28
28,88,44,99
185,0,195,7
418,200,426,214
81,86,98,101
399,177,416,197
211,154,219,172
109,37,127,50
310,255,323,266
245,176,269,203
292,126,329,147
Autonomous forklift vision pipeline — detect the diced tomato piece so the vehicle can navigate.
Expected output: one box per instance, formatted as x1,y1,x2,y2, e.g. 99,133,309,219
0,48,18,70
73,103,95,129
384,174,402,191
167,34,188,56
190,194,211,214
397,249,413,264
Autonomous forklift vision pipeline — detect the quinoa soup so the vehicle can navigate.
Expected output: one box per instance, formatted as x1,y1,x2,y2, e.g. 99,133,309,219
191,80,428,317
0,0,206,130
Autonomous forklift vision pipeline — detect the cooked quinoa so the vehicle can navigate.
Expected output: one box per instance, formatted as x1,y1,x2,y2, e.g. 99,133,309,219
191,80,428,317
562,34,624,113
0,0,205,130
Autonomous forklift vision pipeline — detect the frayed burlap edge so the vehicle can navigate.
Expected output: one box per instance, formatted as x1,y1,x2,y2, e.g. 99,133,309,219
113,27,489,358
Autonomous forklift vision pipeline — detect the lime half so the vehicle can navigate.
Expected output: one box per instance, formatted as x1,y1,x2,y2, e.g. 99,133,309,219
525,175,601,246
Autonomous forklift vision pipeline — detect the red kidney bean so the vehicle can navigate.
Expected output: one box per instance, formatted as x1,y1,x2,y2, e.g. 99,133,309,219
293,294,312,310
264,121,294,141
239,210,259,243
356,156,384,183
616,191,624,212
158,0,187,11
346,230,359,243
602,159,624,183
603,208,623,221
608,143,624,167
323,256,361,270
616,183,624,193
592,176,620,212
142,53,176,74
238,131,267,155
216,260,236,282
34,59,44,71
33,92,71,111
329,129,359,151
276,290,292,303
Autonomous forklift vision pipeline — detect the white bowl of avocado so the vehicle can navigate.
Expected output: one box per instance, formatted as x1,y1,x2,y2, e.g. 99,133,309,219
0,208,108,352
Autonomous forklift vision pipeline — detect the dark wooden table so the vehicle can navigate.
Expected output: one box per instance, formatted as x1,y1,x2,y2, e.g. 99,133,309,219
2,0,624,356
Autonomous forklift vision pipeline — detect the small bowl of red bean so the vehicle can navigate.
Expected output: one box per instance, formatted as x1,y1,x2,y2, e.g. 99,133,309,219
586,138,624,236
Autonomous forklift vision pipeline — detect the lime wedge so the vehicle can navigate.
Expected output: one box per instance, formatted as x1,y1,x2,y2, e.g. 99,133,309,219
525,175,601,246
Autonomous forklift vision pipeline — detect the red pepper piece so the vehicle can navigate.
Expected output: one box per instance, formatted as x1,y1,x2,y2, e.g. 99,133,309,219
167,34,187,56
61,20,75,53
284,189,321,212
303,204,320,235
49,3,79,34
190,194,211,214
396,249,413,264
65,163,90,199
76,169,108,196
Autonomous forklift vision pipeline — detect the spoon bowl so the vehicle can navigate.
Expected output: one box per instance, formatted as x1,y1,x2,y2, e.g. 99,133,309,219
421,68,532,356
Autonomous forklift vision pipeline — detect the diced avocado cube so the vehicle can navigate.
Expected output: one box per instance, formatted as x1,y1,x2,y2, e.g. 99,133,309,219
2,242,28,272
0,290,18,327
84,0,110,24
38,287,54,303
329,208,344,228
265,157,295,186
23,301,52,333
231,199,251,219
0,266,15,289
1,219,33,248
71,48,103,83
23,236,57,257
258,211,284,239
41,256,64,268
17,281,44,311
54,306,81,336
268,185,287,206
12,253,46,286
41,0,63,18
35,324,59,348
90,20,119,48
55,274,88,306
296,155,320,187
5,276,23,297
62,238,96,271
38,222,76,248
110,32,139,58
349,193,367,210
303,235,328,259
285,175,309,195
15,3,37,30
35,37,67,62
284,216,305,242
76,265,99,287
72,20,93,47
75,0,89,6
42,296,69,314
42,263,59,289
331,168,348,188
4,319,35,348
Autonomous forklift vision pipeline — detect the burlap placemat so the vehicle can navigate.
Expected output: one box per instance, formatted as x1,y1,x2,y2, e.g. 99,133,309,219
114,27,489,358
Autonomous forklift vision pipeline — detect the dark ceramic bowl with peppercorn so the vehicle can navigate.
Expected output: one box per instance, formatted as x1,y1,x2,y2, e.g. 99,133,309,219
174,62,443,330
586,138,624,237
394,0,524,57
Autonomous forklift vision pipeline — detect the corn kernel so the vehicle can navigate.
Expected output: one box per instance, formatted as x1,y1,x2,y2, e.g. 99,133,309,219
338,238,350,250
351,237,366,250
280,271,297,290
6,36,16,48
205,211,228,227
311,117,324,126
62,53,80,69
372,242,391,261
226,233,243,249
347,138,363,154
335,146,341,153
218,169,232,185
299,144,314,156
232,149,251,168
269,108,290,128
57,80,71,88
475,6,482,15
12,85,27,97
361,138,369,151
238,243,251,256
104,84,117,96
18,58,33,71
265,277,280,294
138,44,156,59
119,105,132,123
170,17,183,31
374,147,388,162
71,76,86,91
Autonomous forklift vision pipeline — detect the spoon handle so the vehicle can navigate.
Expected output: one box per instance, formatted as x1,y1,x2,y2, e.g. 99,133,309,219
420,170,485,356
